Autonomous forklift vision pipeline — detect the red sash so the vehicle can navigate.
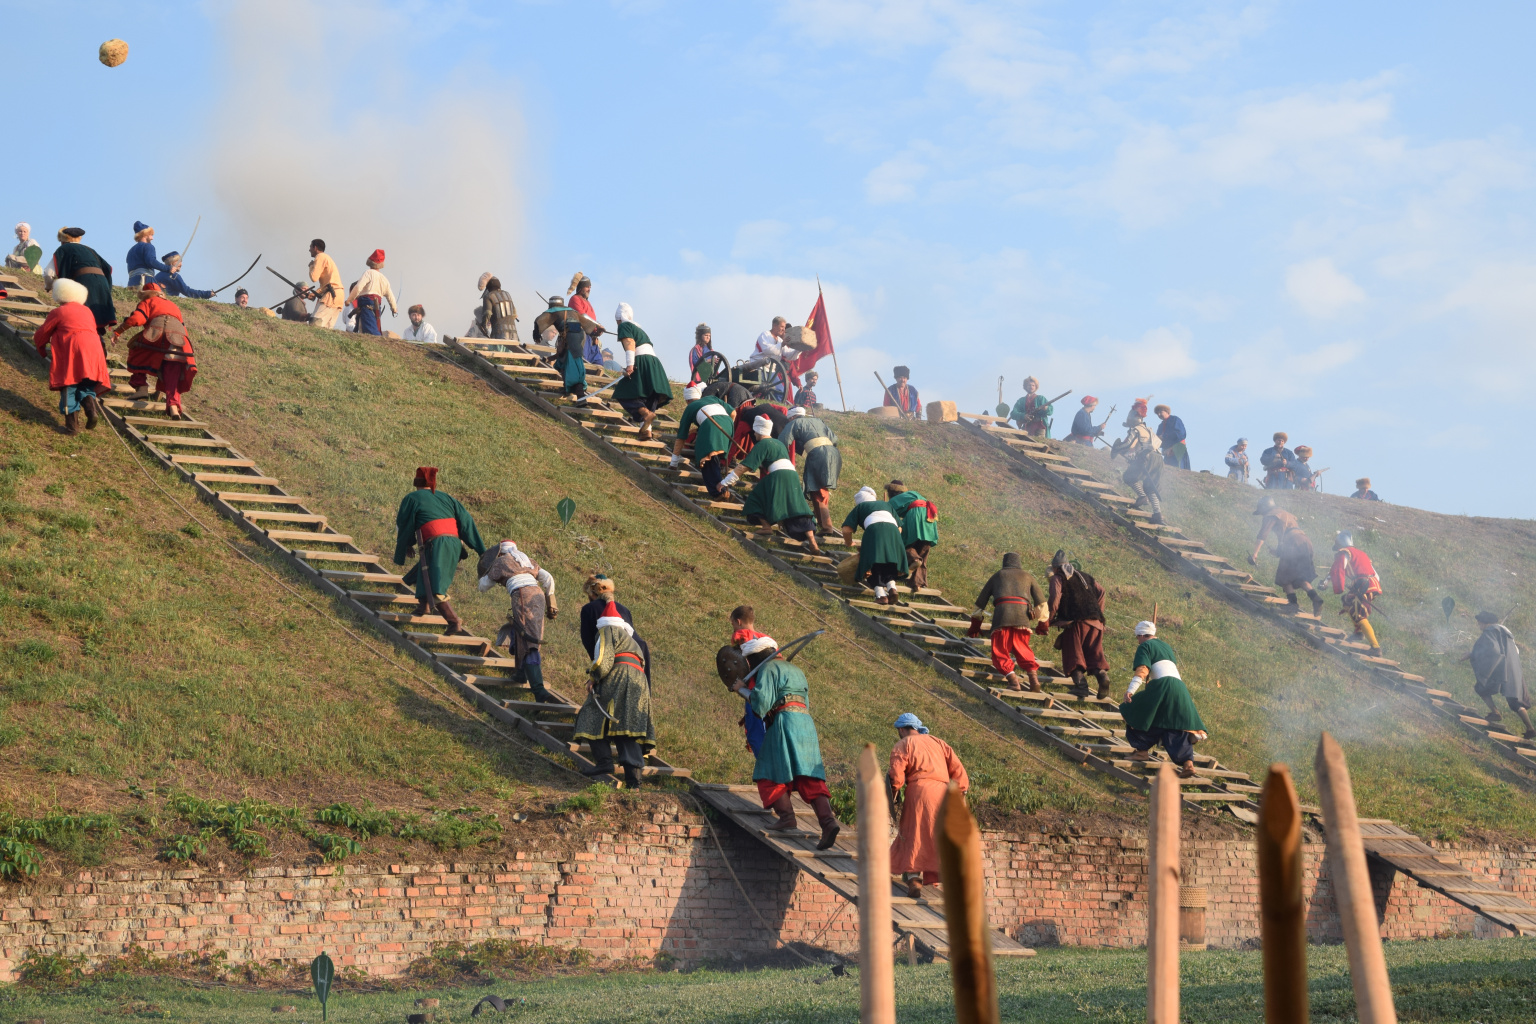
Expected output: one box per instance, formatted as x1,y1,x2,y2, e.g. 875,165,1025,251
996,596,1028,604
908,498,938,522
614,651,646,672
419,517,458,542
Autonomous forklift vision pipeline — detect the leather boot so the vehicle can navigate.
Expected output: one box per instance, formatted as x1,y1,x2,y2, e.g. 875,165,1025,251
63,411,81,436
622,765,643,789
439,601,470,636
412,599,430,617
1095,672,1112,701
810,795,841,850
1068,671,1090,699
82,396,100,429
1309,590,1325,617
1028,670,1043,693
765,793,798,831
581,739,616,776
130,385,150,401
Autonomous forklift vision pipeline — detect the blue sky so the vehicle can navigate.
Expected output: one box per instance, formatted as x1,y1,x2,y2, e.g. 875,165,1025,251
12,2,1536,516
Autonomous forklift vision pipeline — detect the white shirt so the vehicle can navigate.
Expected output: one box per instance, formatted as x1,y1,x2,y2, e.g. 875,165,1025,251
347,268,398,313
402,320,440,345
754,330,785,360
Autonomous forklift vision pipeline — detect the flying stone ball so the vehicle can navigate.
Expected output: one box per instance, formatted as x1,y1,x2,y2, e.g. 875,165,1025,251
99,39,129,68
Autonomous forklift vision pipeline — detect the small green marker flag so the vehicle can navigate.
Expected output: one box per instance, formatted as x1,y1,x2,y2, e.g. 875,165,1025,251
1442,596,1456,620
557,496,576,529
311,950,334,1020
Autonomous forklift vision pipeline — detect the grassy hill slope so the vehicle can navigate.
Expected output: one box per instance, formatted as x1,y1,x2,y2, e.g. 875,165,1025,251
7,269,1534,847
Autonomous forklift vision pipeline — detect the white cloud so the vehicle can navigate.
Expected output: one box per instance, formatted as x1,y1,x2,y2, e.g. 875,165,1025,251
1160,289,1237,322
865,151,929,203
731,220,791,260
1285,258,1366,318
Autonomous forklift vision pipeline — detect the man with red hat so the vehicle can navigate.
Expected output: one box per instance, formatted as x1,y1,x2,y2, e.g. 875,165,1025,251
1067,395,1105,446
392,467,486,636
113,281,197,419
572,599,655,788
347,248,398,336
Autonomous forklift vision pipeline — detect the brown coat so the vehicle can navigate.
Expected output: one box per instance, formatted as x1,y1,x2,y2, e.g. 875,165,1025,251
973,567,1046,629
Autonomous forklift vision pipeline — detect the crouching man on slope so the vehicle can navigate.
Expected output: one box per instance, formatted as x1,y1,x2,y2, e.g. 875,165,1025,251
1119,620,1206,779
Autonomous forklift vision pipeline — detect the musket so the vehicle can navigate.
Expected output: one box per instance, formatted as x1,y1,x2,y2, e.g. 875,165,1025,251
1041,388,1072,408
210,254,261,296
873,370,910,419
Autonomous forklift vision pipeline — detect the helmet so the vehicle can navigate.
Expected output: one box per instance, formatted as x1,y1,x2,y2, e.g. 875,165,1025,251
1051,549,1071,569
1334,531,1353,550
1253,496,1278,515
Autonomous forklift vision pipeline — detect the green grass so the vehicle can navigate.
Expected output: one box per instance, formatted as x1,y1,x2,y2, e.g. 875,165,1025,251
3,938,1532,1022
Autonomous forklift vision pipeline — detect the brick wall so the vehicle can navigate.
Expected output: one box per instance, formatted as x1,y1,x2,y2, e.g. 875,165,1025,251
0,810,1529,980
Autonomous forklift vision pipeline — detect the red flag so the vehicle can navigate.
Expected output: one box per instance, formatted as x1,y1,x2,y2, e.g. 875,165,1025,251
792,292,833,379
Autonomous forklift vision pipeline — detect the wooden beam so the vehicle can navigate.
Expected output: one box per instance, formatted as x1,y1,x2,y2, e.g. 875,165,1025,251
1258,763,1308,1022
856,744,894,1024
1147,762,1180,1024
938,782,997,1024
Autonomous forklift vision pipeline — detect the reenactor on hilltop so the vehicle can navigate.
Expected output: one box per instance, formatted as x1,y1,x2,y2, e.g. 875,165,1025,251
1260,432,1295,489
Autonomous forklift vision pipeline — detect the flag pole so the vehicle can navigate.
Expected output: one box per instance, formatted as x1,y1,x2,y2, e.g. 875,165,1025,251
819,276,849,413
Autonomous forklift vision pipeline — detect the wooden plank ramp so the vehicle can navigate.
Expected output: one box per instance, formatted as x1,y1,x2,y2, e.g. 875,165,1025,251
1357,821,1536,936
959,413,1536,776
0,310,684,788
444,336,1264,820
694,783,1035,958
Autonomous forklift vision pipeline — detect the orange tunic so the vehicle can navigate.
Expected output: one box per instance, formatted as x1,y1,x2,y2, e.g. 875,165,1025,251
888,733,969,875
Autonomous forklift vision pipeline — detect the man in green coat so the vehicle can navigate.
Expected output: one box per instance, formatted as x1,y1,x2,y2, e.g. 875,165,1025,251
610,302,672,440
670,382,736,500
727,635,840,849
779,406,841,537
886,480,938,592
392,467,486,637
1119,620,1205,778
841,485,910,605
733,415,821,553
572,600,655,788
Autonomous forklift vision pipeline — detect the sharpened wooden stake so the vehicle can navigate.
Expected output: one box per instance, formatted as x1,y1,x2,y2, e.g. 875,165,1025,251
1258,763,1308,1022
1315,733,1398,1024
938,780,997,1024
856,744,895,1024
1147,762,1180,1024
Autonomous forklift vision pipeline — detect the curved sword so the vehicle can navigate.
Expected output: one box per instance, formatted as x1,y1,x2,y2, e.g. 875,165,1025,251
181,214,202,260
210,254,262,295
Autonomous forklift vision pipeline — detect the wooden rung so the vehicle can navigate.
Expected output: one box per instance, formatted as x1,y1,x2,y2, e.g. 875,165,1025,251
124,415,212,428
347,592,418,605
500,700,580,714
194,473,280,485
294,550,379,563
265,530,348,542
144,435,229,448
171,455,256,468
376,613,448,627
320,569,405,584
404,631,492,649
244,511,326,523
217,492,303,504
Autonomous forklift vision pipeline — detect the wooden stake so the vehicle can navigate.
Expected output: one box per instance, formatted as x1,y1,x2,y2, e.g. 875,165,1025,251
856,744,895,1024
938,781,997,1024
1146,762,1180,1024
1315,733,1398,1024
1258,764,1308,1023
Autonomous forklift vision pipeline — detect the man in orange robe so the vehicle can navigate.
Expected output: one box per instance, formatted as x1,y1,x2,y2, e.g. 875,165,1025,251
887,712,969,899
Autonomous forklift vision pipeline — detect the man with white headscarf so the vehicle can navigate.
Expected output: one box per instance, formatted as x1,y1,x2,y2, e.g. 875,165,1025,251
887,712,969,899
778,406,841,536
722,633,840,849
1120,621,1204,778
7,223,40,270
841,485,910,605
671,381,737,500
478,540,559,704
609,302,673,440
735,414,821,553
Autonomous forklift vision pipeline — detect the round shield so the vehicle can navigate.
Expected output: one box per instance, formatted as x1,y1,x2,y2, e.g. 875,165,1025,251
716,645,748,689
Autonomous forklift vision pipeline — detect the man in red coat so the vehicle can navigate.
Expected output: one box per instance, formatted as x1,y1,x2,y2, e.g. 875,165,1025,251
113,282,198,420
1329,531,1383,656
33,278,111,434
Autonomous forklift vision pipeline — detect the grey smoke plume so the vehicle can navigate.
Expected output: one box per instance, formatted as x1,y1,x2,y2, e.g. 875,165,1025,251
204,0,524,328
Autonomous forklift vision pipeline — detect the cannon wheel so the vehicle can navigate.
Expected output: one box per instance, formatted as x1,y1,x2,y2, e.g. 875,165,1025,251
692,351,730,387
739,356,793,403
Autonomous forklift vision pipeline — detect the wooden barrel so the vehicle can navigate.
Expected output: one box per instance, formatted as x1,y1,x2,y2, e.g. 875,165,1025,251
868,406,900,418
1179,885,1208,949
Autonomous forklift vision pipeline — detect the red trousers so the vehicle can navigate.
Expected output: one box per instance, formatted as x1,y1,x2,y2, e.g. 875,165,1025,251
757,777,830,808
991,626,1038,675
130,361,189,403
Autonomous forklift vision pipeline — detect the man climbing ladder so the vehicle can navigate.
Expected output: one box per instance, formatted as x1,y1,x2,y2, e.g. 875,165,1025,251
393,467,486,637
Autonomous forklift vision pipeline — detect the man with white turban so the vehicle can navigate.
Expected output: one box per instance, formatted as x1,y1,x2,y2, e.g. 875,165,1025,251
478,540,558,704
734,414,821,553
1120,620,1205,778
608,302,672,440
841,485,910,605
671,382,737,500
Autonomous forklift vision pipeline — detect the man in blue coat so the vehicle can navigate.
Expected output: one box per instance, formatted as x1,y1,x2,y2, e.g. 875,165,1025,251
1154,404,1189,470
153,252,215,300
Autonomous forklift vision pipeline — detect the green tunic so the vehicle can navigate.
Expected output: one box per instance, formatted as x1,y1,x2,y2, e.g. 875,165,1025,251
610,322,672,406
748,660,826,783
842,500,910,578
392,489,486,601
573,624,655,746
676,396,735,459
780,416,841,492
740,437,813,524
1119,638,1206,732
888,490,939,547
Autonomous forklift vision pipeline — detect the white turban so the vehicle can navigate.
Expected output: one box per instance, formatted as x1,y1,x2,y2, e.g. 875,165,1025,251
786,406,808,419
477,272,492,290
854,485,877,504
614,302,635,324
752,415,773,436
740,635,778,656
498,540,532,569
1134,620,1157,637
51,278,87,305
683,383,704,400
